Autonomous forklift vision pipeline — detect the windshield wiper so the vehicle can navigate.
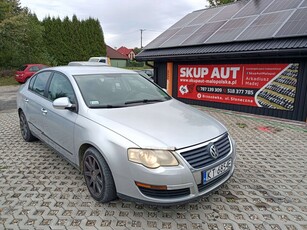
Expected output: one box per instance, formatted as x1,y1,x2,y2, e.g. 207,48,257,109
88,104,125,108
124,99,165,105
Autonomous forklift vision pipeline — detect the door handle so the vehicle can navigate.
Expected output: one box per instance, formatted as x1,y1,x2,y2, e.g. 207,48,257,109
24,98,29,103
41,108,48,115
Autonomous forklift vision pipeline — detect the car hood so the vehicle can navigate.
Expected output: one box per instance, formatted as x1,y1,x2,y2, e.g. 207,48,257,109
86,99,227,149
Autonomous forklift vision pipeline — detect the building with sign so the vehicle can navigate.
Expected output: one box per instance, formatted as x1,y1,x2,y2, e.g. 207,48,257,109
136,0,307,122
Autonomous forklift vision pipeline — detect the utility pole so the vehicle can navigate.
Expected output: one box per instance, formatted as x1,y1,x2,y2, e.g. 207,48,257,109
140,29,146,48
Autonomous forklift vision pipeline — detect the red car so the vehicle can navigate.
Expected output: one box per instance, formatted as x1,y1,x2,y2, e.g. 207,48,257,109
15,64,48,83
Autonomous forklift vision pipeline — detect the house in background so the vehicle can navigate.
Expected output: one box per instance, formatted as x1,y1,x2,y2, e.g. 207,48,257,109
117,46,136,60
106,45,129,68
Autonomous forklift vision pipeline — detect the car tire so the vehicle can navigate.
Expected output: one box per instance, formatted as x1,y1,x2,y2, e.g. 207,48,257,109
19,111,36,142
83,147,117,203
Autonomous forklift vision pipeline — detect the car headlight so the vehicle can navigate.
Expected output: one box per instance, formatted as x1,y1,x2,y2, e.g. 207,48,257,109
128,149,179,169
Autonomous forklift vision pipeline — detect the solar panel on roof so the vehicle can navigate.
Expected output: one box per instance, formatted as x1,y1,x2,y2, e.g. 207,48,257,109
234,0,273,18
275,8,307,37
169,11,203,29
209,0,249,22
236,10,293,41
144,0,307,50
264,0,302,13
301,0,307,7
160,25,202,47
206,16,256,44
145,28,181,49
181,21,226,46
188,7,223,25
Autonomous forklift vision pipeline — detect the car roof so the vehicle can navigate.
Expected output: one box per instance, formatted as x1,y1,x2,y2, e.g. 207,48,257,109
45,66,136,76
68,61,108,66
24,64,46,66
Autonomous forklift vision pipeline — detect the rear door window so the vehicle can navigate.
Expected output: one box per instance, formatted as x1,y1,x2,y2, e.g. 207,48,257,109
30,71,52,96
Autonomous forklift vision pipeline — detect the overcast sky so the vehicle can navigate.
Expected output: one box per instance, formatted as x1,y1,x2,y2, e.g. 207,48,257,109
19,0,208,49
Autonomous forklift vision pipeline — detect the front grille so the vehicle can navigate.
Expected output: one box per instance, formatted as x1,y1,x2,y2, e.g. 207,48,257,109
198,171,230,193
180,134,231,169
138,187,190,199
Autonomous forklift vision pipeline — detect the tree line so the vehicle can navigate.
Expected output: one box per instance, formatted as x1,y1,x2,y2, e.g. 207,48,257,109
0,0,236,69
0,0,106,69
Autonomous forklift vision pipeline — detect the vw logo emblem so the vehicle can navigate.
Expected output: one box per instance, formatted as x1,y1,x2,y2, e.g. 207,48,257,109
209,144,219,159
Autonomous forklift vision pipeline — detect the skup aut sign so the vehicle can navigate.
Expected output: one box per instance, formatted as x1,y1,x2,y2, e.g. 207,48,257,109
178,63,298,111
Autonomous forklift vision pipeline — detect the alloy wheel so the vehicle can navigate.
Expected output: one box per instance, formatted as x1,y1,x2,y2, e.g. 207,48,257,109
84,154,104,197
19,113,28,139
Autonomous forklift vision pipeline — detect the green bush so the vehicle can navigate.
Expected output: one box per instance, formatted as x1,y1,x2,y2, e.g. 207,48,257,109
127,60,144,68
0,69,15,78
0,69,18,86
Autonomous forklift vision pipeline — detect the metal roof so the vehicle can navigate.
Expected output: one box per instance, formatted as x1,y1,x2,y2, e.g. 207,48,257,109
144,0,307,49
136,37,307,61
136,0,307,61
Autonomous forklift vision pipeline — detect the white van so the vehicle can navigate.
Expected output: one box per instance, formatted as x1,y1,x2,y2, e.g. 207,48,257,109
88,57,110,65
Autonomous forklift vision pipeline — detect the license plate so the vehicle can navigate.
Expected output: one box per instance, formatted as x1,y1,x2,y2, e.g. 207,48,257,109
203,159,232,183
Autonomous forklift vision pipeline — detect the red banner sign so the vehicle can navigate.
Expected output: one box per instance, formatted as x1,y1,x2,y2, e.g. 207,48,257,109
177,63,298,110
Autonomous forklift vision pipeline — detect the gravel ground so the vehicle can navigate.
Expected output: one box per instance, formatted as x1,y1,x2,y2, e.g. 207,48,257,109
0,85,19,112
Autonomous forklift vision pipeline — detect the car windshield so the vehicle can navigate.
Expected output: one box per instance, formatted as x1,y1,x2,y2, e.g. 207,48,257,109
74,73,171,108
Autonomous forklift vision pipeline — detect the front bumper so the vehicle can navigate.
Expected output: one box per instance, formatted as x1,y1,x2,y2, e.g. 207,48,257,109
116,133,236,205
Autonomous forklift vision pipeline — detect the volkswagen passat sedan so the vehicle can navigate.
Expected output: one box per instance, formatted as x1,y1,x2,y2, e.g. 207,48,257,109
17,66,236,204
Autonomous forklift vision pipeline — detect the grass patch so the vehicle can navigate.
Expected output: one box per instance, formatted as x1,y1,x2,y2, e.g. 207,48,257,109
0,76,19,86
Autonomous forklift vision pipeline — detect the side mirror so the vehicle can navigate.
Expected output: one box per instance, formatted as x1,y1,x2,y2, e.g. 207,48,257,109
53,97,76,111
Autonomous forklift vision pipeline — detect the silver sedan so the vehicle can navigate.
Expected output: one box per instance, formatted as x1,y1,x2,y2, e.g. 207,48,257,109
17,66,236,205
